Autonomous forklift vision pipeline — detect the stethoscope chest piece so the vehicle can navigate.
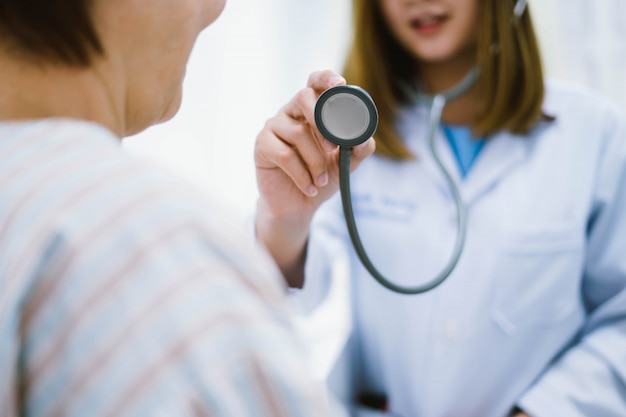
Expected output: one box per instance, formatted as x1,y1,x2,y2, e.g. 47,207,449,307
314,85,378,147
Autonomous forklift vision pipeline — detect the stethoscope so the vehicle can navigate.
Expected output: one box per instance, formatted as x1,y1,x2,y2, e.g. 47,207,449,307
313,0,527,297
314,68,477,295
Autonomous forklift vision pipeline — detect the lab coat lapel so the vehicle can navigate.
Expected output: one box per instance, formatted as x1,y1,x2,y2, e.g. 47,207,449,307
406,106,527,206
461,131,527,206
412,121,527,206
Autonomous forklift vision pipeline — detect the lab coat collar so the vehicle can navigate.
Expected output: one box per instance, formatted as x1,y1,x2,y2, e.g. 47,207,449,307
407,106,528,207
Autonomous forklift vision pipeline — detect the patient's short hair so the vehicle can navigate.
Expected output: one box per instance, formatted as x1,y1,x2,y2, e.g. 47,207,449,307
0,0,103,66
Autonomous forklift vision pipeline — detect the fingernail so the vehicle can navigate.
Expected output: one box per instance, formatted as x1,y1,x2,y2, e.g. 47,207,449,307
323,139,336,151
307,184,318,197
329,74,345,86
317,172,328,187
354,138,373,154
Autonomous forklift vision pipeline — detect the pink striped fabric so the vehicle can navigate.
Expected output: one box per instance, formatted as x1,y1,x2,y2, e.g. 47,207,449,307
0,119,344,417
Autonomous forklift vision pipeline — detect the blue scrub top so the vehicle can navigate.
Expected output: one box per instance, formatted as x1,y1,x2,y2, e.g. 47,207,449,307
442,124,485,178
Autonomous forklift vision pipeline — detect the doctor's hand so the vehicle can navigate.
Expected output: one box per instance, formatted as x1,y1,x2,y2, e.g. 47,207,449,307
255,70,375,219
254,70,375,286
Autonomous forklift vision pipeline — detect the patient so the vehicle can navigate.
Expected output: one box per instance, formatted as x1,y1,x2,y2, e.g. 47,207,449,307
0,0,344,415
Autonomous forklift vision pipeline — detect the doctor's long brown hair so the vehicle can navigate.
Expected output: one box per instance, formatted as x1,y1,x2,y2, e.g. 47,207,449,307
343,0,548,159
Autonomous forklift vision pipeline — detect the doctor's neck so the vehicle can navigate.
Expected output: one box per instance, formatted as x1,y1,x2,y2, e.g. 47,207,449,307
417,54,482,127
416,47,477,94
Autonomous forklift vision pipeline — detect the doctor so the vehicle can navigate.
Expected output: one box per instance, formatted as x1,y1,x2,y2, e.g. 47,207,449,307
254,0,626,416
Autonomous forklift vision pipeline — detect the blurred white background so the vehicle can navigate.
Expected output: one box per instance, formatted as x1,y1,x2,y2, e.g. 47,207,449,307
124,0,626,219
123,0,352,218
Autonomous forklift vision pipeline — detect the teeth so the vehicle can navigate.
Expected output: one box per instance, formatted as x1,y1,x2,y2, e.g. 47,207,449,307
418,17,438,25
410,15,444,28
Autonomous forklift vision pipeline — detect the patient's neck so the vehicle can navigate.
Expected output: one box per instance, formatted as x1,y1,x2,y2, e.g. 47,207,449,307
0,49,123,138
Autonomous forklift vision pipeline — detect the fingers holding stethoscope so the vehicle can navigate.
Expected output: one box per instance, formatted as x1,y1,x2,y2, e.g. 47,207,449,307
281,71,346,188
289,69,376,174
256,109,329,199
255,70,375,212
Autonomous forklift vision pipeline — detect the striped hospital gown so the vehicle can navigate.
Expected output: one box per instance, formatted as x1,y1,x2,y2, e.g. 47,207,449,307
0,119,343,417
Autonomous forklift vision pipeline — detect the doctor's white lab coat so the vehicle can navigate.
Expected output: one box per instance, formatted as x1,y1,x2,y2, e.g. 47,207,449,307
294,80,626,417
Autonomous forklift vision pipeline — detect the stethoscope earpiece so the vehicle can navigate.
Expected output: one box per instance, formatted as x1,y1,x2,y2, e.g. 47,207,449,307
314,85,378,148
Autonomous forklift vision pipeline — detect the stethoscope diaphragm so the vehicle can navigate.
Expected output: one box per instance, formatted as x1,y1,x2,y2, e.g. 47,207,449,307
314,85,378,147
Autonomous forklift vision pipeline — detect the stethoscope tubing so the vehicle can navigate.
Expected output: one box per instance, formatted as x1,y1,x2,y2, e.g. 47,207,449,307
337,94,467,294
335,68,478,294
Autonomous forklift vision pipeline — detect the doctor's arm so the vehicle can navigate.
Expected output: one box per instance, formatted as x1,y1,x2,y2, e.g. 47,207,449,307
515,110,626,417
254,70,375,287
